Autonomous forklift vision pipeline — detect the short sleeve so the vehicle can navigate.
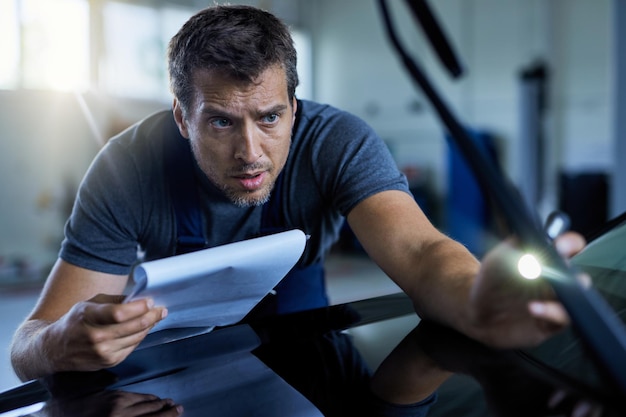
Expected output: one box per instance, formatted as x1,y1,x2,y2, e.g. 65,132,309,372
60,140,144,275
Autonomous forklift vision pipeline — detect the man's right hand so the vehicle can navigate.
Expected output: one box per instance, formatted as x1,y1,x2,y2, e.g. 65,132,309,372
47,294,167,372
10,259,169,381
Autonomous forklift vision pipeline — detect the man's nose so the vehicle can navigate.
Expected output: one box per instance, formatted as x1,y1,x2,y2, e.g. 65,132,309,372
234,125,262,163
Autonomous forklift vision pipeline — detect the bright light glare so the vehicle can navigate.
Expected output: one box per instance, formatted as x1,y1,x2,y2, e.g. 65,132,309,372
518,254,542,280
0,0,19,88
21,0,89,91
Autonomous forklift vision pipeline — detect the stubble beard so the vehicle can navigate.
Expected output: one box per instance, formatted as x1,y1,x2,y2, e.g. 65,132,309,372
190,144,275,208
225,182,273,208
208,162,275,208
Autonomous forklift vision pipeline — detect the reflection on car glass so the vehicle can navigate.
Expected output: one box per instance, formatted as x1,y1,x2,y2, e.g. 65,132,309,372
520,219,626,402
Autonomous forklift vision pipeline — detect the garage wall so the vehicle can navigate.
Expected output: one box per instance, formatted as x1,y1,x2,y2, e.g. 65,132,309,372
301,0,612,218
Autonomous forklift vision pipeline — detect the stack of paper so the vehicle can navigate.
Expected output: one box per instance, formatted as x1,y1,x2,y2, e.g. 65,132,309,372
125,229,307,336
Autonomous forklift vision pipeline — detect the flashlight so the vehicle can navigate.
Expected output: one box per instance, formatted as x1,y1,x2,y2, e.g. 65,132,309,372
518,253,542,280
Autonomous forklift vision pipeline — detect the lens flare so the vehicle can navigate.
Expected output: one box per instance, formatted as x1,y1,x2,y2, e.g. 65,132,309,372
518,254,542,280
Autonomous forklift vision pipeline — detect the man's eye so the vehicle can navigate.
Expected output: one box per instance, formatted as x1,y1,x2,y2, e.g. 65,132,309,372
210,118,231,128
262,113,279,124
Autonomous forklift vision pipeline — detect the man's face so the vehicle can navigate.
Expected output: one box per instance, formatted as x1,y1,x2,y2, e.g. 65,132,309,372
173,65,297,207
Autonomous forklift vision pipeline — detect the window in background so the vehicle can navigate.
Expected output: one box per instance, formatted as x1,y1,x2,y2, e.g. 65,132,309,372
292,28,313,100
158,5,195,99
0,1,311,102
0,0,19,89
101,2,193,102
101,2,161,100
20,0,89,91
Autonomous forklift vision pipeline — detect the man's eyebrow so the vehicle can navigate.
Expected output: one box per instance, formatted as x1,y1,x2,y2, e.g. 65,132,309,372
200,104,232,116
258,104,289,115
199,103,289,116
269,104,290,112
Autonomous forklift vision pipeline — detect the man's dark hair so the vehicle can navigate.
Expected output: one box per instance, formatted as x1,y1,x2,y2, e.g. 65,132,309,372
167,4,299,113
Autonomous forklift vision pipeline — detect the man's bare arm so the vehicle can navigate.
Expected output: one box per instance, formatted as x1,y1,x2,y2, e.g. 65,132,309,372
347,190,576,348
10,259,167,381
347,190,479,335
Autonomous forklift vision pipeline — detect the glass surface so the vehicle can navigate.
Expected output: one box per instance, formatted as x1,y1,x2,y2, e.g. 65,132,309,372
0,294,418,417
520,215,626,403
378,1,626,408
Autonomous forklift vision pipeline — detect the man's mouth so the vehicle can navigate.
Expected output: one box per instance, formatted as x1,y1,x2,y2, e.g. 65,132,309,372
234,171,266,191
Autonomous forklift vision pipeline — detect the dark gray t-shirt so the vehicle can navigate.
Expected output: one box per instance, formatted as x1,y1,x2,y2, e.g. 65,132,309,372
60,99,410,275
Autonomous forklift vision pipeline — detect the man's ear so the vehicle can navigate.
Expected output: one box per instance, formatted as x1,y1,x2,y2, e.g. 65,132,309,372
291,97,297,127
173,99,190,139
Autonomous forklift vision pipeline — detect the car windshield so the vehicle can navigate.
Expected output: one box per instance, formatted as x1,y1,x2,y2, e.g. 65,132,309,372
378,0,626,403
519,214,626,399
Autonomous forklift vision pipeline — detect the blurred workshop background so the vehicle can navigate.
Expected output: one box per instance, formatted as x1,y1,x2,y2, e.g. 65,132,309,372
1,0,624,393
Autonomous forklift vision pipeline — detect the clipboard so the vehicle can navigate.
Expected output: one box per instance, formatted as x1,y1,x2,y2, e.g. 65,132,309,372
125,229,307,347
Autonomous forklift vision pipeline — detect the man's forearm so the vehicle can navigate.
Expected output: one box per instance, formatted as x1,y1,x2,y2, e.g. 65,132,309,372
11,319,58,381
407,237,481,338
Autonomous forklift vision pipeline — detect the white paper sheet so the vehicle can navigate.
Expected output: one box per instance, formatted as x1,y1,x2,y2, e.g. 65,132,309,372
125,229,306,334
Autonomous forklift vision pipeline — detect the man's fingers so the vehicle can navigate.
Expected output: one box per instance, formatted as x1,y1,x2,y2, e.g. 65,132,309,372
78,300,167,359
87,298,166,326
577,272,592,288
79,309,167,368
94,306,167,340
122,395,183,416
111,308,168,342
554,231,586,258
528,300,570,326
548,389,603,417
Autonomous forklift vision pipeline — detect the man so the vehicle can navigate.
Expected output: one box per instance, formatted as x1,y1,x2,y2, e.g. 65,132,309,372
11,4,584,416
